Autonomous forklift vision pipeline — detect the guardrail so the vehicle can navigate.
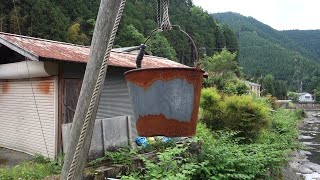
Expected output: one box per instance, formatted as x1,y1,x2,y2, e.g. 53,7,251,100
295,103,320,110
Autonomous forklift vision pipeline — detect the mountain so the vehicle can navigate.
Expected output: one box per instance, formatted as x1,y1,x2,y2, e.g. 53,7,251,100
213,12,320,91
282,30,320,60
0,0,238,66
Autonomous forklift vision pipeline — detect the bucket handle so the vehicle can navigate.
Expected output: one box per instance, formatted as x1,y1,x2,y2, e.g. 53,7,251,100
136,25,200,69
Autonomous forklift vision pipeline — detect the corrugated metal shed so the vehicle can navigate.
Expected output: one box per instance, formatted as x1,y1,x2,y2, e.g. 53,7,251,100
0,32,188,69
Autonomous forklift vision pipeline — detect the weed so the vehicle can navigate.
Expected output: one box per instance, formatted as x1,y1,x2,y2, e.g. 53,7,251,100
0,154,63,180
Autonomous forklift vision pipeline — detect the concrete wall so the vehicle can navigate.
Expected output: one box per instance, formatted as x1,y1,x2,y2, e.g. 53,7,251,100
62,116,132,160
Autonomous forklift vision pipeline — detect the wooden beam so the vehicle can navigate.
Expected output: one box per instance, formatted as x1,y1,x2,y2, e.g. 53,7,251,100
61,0,124,179
0,38,38,61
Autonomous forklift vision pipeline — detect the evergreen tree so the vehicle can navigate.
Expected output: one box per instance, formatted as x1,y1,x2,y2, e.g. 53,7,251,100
115,24,144,47
147,33,177,60
274,80,288,99
261,74,276,96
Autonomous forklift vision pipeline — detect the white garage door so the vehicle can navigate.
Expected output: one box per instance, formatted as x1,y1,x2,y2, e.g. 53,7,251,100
0,77,58,158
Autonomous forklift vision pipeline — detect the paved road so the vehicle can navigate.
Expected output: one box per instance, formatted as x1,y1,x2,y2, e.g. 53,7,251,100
0,148,32,168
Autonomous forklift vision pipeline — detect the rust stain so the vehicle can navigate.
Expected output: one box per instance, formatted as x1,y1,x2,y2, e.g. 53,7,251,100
125,67,204,89
132,68,204,137
2,82,9,93
38,80,51,94
136,114,198,137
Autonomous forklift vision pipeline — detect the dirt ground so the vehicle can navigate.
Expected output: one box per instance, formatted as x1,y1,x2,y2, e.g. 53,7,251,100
0,147,32,168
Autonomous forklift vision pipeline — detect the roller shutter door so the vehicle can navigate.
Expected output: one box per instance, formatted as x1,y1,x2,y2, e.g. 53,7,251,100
0,77,57,158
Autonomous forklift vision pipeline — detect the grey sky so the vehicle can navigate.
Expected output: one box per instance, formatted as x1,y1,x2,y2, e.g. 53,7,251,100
193,0,320,30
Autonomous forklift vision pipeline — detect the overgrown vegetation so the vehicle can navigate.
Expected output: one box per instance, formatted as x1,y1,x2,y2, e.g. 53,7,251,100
195,112,301,179
0,154,62,179
81,83,303,179
195,86,303,179
122,144,205,180
95,107,303,179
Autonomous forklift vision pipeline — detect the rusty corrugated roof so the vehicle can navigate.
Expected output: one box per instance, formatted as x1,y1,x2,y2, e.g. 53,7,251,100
0,32,188,69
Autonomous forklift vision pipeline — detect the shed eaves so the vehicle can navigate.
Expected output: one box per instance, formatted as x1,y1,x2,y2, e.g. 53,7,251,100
0,32,188,69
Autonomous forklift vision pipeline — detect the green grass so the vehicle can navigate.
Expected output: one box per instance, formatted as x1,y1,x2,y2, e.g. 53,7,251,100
0,154,62,180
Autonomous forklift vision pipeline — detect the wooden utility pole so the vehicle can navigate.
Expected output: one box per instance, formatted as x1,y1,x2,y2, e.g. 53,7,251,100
61,0,124,179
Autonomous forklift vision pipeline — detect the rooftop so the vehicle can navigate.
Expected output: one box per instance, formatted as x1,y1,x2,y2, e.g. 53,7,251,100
245,81,261,87
0,32,188,69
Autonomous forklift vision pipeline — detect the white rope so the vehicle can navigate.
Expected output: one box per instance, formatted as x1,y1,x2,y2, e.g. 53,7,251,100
66,0,127,179
160,0,172,30
157,0,162,28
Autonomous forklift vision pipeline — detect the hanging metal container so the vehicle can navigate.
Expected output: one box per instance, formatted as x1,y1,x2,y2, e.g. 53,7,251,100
125,26,204,137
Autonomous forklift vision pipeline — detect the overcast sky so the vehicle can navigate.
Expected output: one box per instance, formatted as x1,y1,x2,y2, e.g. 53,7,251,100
193,0,320,30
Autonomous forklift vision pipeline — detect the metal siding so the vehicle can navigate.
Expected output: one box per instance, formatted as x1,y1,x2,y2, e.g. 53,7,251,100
96,73,137,137
0,77,56,158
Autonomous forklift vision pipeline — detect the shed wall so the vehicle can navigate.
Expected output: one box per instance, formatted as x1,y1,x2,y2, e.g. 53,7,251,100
96,72,137,138
61,64,137,137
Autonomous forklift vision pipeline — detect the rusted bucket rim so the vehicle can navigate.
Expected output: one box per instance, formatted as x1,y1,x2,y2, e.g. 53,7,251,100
124,67,205,76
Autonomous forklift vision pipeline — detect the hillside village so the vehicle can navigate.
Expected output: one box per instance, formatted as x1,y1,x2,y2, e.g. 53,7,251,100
0,0,320,179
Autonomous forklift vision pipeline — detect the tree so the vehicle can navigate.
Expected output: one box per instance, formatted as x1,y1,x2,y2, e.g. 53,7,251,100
67,22,89,45
261,74,276,96
274,80,288,100
315,89,320,103
204,48,240,76
308,69,320,91
115,24,144,47
29,0,69,41
203,49,248,95
148,33,177,60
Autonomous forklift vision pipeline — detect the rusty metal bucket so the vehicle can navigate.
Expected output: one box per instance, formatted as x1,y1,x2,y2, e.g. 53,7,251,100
125,67,204,137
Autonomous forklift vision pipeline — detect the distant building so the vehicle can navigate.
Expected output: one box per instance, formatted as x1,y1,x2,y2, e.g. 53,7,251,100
298,93,314,103
245,81,261,97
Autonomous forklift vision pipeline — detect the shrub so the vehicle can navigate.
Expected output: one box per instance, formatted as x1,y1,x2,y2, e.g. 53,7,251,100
200,88,226,129
288,92,299,102
196,123,285,179
315,90,320,103
200,88,271,142
265,94,279,110
122,144,205,180
223,95,271,142
224,80,249,95
195,108,302,179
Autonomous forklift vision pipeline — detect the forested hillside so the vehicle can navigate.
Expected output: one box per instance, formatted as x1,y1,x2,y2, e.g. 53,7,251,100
213,12,320,92
0,0,238,66
283,30,320,60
